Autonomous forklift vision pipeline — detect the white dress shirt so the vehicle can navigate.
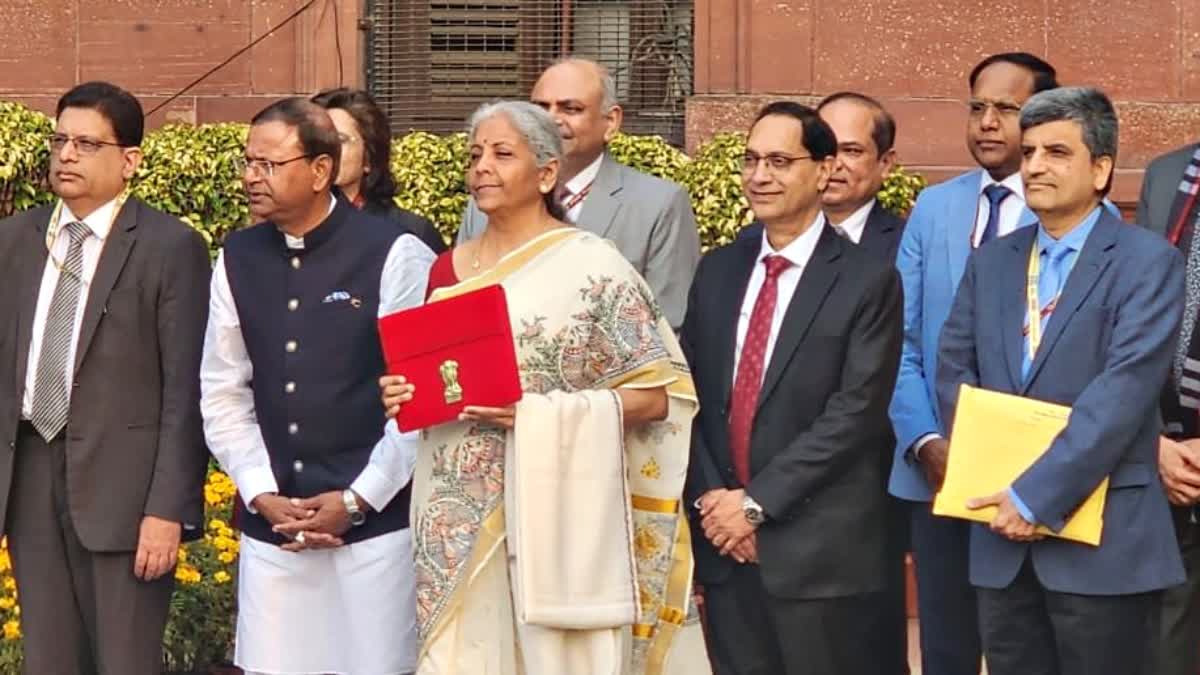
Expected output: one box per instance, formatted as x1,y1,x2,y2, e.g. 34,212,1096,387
200,213,434,513
21,197,123,418
732,213,827,386
561,153,605,223
829,199,875,244
971,170,1026,247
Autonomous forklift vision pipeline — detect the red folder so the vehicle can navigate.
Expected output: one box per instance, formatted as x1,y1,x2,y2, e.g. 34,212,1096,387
378,284,523,432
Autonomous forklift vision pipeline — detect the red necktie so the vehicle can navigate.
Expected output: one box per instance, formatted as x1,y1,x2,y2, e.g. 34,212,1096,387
728,255,793,486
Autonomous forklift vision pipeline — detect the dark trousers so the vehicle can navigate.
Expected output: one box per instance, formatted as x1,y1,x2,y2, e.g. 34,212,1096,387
6,423,174,675
882,496,911,675
910,499,981,675
703,562,886,675
1145,507,1200,675
978,558,1157,675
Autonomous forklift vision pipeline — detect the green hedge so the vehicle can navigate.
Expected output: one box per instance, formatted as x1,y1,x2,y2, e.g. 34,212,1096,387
1,103,924,254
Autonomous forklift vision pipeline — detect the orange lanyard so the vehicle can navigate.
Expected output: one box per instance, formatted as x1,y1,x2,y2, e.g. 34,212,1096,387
562,181,593,211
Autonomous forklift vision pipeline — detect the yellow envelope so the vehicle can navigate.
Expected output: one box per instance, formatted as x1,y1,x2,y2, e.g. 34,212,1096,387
932,384,1107,546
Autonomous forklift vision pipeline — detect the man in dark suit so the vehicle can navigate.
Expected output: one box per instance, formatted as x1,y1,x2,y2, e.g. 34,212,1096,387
937,86,1185,675
0,82,211,672
1138,140,1200,675
682,101,903,675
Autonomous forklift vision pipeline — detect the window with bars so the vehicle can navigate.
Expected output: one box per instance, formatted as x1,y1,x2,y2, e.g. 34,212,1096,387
365,0,693,146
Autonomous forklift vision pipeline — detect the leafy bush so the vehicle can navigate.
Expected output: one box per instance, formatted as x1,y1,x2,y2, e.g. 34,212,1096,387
132,123,249,254
0,101,54,214
390,131,470,246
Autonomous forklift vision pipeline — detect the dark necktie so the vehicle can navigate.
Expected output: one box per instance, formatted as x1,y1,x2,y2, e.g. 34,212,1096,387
31,221,92,442
979,183,1014,246
728,255,793,486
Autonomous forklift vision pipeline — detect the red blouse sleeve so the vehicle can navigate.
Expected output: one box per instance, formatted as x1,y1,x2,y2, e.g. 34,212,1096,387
425,250,460,301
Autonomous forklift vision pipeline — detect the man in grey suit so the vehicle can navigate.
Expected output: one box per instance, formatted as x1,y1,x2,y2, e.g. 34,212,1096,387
456,57,701,329
1139,139,1200,675
938,86,1185,675
0,82,211,673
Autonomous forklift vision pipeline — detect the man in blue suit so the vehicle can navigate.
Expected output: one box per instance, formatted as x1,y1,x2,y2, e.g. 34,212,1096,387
937,86,1186,675
889,52,1058,675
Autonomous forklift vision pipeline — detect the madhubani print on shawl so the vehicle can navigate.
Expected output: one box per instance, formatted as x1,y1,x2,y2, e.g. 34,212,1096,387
413,270,671,640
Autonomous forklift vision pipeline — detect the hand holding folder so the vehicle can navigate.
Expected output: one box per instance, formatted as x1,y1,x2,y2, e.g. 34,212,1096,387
932,384,1107,546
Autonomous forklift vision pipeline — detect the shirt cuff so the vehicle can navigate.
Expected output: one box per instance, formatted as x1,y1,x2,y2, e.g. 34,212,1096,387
350,464,399,513
233,465,279,515
1008,487,1039,525
911,433,943,461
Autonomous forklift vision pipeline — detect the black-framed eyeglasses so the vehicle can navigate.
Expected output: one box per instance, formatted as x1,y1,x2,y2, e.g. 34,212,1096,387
235,154,313,178
47,134,125,155
741,151,813,174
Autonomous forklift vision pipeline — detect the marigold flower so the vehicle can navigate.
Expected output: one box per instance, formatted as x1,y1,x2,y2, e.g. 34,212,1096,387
3,620,19,640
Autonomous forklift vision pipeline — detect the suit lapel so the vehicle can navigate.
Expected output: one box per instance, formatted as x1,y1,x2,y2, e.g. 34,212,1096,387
716,232,761,410
1022,213,1119,391
945,173,981,287
73,199,138,374
858,201,899,258
757,228,841,409
13,207,54,401
577,154,623,239
1000,228,1038,390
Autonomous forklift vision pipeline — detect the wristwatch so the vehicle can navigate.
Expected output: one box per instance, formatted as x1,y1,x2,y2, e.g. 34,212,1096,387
343,489,366,527
742,494,765,526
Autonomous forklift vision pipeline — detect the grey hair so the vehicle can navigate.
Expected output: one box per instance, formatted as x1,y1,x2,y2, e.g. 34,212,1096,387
468,100,563,168
551,56,619,110
1019,86,1118,161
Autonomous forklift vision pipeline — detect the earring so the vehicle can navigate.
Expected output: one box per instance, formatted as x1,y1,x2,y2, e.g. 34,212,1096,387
540,185,551,194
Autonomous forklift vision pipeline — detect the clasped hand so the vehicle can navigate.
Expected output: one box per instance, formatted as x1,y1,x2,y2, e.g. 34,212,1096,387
697,488,758,564
254,492,360,552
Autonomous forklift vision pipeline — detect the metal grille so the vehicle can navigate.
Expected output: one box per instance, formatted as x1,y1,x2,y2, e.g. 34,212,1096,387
365,0,693,146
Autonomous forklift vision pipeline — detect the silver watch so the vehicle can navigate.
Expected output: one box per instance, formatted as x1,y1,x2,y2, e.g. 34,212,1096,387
343,489,366,527
742,495,765,526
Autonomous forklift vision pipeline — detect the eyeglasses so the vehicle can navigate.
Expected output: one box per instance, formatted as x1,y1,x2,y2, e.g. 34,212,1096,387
967,99,1022,119
741,151,812,174
234,154,313,178
47,134,125,155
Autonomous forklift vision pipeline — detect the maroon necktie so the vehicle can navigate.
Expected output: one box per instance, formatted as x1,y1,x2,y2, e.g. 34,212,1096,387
728,255,793,486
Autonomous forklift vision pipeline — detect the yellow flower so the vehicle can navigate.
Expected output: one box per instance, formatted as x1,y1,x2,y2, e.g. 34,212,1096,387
220,527,234,539
209,518,227,532
3,577,15,592
3,619,19,640
214,571,231,584
175,564,202,585
0,550,11,572
218,552,235,564
0,597,14,610
177,548,188,563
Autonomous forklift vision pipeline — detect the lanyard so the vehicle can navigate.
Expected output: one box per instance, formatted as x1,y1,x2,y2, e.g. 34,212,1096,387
562,181,593,211
43,191,129,285
1023,243,1062,361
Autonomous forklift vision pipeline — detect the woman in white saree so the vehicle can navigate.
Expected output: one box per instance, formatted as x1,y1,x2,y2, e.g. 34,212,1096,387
381,101,709,675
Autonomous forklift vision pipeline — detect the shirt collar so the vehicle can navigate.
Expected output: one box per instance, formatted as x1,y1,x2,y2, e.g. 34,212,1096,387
1036,205,1103,254
829,199,876,244
979,170,1026,204
564,153,605,196
59,195,123,241
757,212,826,268
282,193,338,250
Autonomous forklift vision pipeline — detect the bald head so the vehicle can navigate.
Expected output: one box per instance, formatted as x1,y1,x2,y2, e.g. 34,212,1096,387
251,96,342,179
531,57,623,180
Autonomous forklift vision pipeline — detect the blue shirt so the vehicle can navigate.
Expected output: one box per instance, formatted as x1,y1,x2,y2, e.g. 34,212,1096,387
1010,205,1103,525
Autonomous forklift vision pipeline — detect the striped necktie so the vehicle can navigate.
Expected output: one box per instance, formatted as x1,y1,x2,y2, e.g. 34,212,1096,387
30,221,92,442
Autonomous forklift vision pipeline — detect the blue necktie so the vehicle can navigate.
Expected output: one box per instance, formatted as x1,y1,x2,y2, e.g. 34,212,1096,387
979,183,1014,246
1023,242,1073,378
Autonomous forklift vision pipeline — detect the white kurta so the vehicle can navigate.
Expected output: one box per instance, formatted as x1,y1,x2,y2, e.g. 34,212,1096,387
201,201,434,675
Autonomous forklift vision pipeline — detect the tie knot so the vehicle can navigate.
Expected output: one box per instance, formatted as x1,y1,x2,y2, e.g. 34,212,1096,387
762,255,792,278
63,220,92,243
983,183,1013,208
1043,241,1072,263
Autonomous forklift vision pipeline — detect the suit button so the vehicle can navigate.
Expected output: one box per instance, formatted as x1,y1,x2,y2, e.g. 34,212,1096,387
288,298,299,312
285,381,296,394
291,257,301,270
285,340,298,353
288,422,299,435
293,459,304,472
